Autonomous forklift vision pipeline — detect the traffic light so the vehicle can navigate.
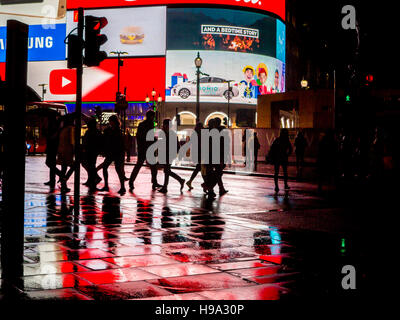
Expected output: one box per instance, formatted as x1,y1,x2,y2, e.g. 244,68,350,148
67,34,82,69
115,92,128,112
345,94,351,103
94,105,102,121
84,15,108,67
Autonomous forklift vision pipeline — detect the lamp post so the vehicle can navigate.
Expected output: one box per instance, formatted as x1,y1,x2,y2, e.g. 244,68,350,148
224,80,234,128
145,89,163,127
194,52,202,123
110,51,128,132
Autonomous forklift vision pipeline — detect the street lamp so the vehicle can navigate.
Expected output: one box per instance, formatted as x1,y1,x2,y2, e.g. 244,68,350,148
224,80,234,128
301,79,308,89
110,51,128,132
194,52,202,122
145,90,163,127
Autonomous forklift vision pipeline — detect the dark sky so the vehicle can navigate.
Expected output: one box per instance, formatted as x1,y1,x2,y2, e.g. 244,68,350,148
292,0,399,88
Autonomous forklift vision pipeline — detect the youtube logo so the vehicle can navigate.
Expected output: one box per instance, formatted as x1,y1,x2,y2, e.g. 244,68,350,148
49,69,76,95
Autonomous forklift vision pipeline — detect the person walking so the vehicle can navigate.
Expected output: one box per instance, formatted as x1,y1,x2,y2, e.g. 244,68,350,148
99,115,126,195
128,110,161,191
186,122,203,190
125,129,133,162
43,114,61,189
200,119,218,198
158,119,185,194
82,118,102,192
56,114,75,193
214,117,228,196
294,130,307,178
268,128,293,192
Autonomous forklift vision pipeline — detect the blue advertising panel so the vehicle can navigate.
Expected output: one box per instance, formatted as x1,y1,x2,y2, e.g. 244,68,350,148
0,23,66,62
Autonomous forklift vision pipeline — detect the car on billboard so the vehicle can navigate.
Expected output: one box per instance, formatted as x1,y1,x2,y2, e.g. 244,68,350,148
171,76,239,100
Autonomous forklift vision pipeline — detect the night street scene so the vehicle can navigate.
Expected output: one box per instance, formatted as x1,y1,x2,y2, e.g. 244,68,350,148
0,0,397,314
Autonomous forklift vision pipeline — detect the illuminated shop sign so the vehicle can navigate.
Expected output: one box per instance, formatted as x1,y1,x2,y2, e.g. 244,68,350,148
66,0,285,21
0,23,66,62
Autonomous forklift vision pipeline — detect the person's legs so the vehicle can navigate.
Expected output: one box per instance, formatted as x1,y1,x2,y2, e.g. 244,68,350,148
283,162,289,189
274,163,280,192
159,165,170,193
216,165,228,195
101,157,113,191
115,156,126,194
187,164,201,189
149,163,161,189
128,154,145,189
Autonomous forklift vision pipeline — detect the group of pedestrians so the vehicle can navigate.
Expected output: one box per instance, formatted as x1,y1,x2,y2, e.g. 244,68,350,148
41,110,389,197
43,110,230,198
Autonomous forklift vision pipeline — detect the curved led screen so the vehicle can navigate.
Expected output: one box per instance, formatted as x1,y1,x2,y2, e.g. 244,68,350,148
165,7,285,105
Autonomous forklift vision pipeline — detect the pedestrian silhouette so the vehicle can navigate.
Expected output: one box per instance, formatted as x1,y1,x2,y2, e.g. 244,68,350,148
82,118,102,192
56,114,75,193
128,110,161,191
268,128,292,192
158,119,185,194
214,117,228,196
186,122,203,190
99,115,126,195
43,113,61,189
125,129,133,162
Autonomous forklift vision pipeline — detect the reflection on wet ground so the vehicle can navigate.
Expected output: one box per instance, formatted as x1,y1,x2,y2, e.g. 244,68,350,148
0,157,367,300
2,192,297,300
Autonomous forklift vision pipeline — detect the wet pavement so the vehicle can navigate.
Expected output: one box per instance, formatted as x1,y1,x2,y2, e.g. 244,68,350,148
0,156,371,300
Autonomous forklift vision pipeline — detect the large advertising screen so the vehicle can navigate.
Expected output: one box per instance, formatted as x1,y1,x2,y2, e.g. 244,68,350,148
0,1,67,62
166,50,284,104
0,57,166,102
66,6,166,57
165,7,285,105
66,0,286,21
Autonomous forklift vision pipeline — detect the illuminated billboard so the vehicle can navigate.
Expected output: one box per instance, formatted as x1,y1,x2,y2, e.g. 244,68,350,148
66,0,286,21
166,50,284,104
165,7,285,105
66,6,166,57
0,57,166,102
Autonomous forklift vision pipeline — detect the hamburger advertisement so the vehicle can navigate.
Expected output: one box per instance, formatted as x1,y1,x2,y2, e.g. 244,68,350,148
120,26,145,45
66,6,166,57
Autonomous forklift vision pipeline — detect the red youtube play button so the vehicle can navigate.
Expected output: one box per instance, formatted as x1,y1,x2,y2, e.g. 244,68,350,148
49,69,76,95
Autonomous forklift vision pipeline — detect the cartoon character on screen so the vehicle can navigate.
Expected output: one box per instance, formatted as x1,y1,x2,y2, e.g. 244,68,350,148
240,65,258,99
272,69,280,93
256,63,271,95
280,69,285,93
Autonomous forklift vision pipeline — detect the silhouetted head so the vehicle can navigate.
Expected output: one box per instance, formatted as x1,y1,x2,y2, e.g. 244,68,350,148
108,115,120,129
280,128,289,139
87,118,97,130
162,118,170,131
208,118,216,129
195,122,204,131
146,110,155,122
214,117,222,127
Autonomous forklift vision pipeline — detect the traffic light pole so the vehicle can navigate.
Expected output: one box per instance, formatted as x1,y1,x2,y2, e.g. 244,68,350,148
74,7,84,215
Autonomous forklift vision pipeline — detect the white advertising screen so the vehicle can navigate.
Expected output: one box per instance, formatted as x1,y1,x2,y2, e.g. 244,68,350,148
166,50,285,105
66,6,166,57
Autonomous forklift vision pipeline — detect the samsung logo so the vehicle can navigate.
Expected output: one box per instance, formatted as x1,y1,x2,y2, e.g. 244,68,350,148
0,36,54,50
